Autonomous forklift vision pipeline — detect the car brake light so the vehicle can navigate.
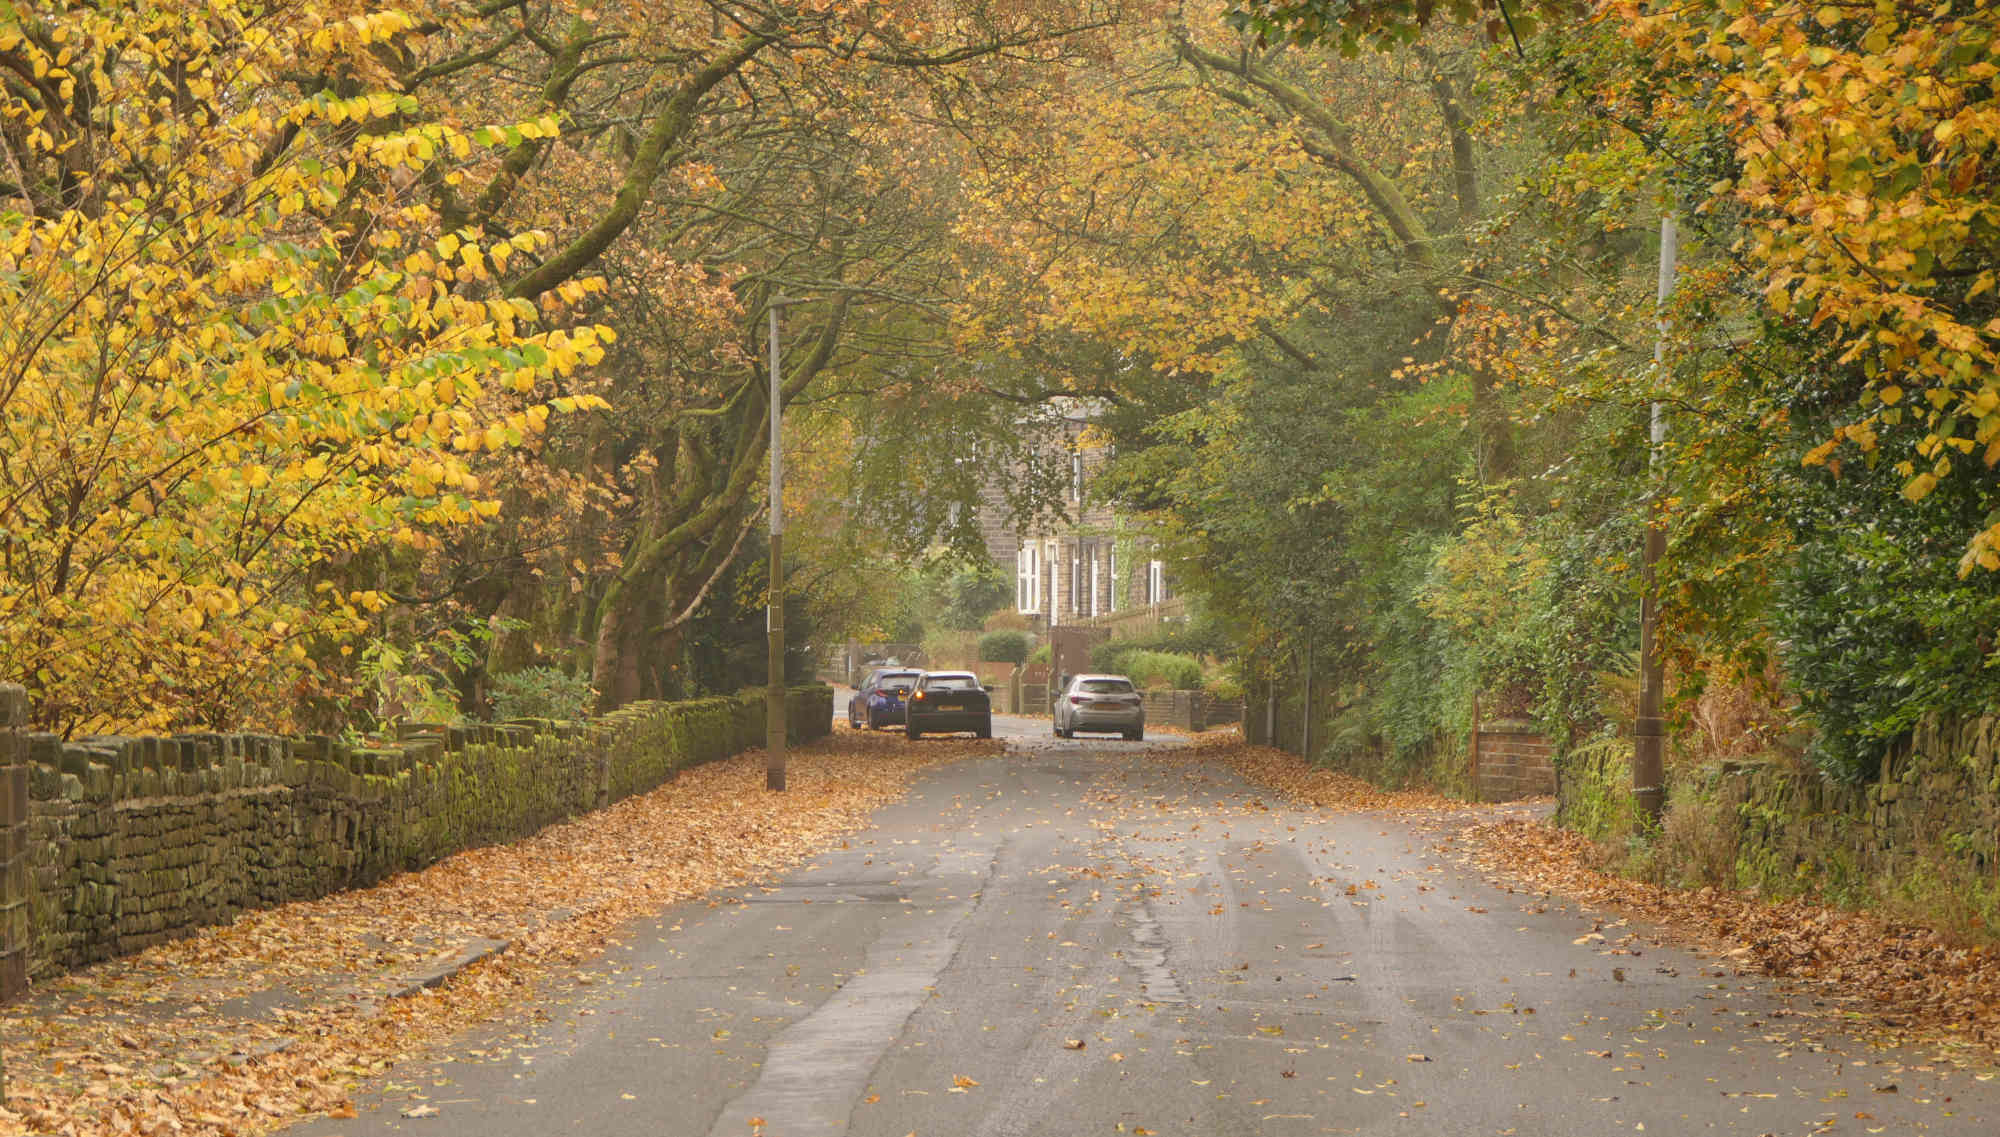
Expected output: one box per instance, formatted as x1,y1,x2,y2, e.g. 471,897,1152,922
913,691,926,700
1070,695,1087,704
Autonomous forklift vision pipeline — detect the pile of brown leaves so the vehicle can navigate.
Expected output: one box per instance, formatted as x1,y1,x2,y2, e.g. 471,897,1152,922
1,729,987,1136
1466,817,2000,1053
1191,733,1469,815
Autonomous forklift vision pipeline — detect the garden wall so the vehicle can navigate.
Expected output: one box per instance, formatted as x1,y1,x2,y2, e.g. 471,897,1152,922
0,683,831,988
1559,714,2000,937
1141,690,1244,732
1472,720,1556,801
1725,716,2000,920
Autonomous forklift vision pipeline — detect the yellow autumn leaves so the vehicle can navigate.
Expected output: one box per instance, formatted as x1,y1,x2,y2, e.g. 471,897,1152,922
951,24,1345,376
0,0,613,731
1641,0,2000,569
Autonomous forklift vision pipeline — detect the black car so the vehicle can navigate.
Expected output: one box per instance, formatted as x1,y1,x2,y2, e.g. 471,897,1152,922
905,671,992,740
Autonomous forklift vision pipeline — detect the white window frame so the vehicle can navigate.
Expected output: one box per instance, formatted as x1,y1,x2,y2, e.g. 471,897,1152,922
1148,559,1165,605
1089,553,1101,619
1071,545,1084,616
1048,540,1064,616
1017,542,1041,613
1108,549,1119,613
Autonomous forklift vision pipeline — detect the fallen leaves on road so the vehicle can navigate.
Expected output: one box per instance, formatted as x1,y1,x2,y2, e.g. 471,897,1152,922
1466,817,2000,1053
0,730,990,1137
1209,736,2000,1056
1193,734,1468,815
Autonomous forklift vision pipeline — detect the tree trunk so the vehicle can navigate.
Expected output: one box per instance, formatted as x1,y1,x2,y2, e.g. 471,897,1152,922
591,583,645,710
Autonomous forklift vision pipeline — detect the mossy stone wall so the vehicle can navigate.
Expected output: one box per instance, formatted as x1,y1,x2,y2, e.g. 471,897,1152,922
1556,714,2000,938
1727,716,1999,919
8,685,831,984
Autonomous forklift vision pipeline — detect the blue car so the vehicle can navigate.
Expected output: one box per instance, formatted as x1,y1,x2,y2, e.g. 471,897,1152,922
847,668,922,730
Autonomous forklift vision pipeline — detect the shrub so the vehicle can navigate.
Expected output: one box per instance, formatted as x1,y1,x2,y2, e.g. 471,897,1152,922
1777,517,2000,782
982,608,1032,632
920,628,977,671
1090,627,1227,676
490,667,597,721
978,629,1032,664
1090,640,1140,676
933,563,1012,630
1118,650,1204,690
1028,643,1051,665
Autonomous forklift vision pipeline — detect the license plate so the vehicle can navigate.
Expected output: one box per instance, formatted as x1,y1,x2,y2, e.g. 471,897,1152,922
936,701,962,710
1092,701,1123,710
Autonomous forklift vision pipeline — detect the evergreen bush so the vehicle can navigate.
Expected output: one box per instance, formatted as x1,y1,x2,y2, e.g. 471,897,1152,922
978,630,1032,664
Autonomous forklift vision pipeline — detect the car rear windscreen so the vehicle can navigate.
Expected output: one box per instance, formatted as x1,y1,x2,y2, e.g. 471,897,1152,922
925,675,980,690
1080,679,1134,693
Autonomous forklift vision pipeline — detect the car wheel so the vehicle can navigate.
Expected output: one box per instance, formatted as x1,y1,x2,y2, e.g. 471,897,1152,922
977,722,993,739
906,724,921,741
1126,728,1143,741
865,706,876,730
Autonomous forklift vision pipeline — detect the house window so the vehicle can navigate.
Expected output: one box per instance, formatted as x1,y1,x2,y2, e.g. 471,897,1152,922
1090,554,1101,619
1147,559,1166,605
1071,452,1084,502
1048,536,1064,616
1016,543,1040,613
1071,544,1084,615
1108,549,1119,613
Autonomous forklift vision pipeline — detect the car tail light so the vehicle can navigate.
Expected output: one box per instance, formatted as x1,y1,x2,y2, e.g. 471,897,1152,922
913,690,926,700
1069,695,1087,704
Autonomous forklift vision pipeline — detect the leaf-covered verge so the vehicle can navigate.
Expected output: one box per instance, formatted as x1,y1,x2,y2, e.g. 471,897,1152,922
1462,819,2000,1058
0,729,988,1137
1188,730,1472,816
1229,739,2000,1058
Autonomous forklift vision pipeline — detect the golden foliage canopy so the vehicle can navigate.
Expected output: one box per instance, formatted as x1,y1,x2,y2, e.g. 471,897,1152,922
0,0,610,732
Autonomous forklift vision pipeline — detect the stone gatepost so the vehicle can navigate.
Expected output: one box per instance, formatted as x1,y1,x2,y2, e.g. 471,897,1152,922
1,683,26,1099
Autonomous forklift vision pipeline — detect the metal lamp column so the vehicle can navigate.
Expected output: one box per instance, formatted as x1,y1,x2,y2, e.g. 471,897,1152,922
766,297,795,792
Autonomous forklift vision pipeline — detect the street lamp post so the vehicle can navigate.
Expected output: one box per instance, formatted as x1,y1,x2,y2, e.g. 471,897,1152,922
766,295,798,792
1634,214,1678,825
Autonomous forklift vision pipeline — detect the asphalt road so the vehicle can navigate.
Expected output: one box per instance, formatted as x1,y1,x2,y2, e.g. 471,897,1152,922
294,714,2000,1136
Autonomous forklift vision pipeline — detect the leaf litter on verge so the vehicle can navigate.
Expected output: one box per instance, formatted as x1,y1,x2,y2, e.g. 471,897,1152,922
1219,734,2000,1062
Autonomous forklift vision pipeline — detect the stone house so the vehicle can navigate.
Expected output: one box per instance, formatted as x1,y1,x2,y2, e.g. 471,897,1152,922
977,408,1174,633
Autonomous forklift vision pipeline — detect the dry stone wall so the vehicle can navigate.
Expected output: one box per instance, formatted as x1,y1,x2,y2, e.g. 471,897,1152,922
1552,713,2000,937
5,685,831,986
1722,714,2000,904
2,687,27,1000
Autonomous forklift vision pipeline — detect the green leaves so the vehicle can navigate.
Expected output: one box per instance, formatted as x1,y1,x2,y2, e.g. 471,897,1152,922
1228,0,1555,52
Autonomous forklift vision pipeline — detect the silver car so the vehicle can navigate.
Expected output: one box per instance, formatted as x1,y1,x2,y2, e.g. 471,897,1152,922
1054,674,1145,740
